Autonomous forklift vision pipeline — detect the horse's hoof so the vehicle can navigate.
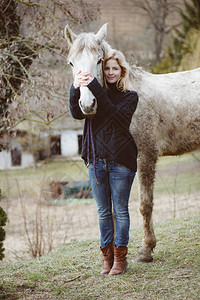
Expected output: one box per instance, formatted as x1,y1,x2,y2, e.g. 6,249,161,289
136,250,153,263
136,256,153,263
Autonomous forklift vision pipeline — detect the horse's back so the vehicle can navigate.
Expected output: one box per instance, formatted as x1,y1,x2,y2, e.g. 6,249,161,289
138,68,200,102
131,67,200,157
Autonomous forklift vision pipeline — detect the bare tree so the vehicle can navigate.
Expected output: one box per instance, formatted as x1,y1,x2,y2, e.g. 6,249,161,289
0,0,100,137
129,0,181,63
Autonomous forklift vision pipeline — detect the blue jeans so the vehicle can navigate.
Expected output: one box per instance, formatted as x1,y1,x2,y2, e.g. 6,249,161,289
88,159,135,248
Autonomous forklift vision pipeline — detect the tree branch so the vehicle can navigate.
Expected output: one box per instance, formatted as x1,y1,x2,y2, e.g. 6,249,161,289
16,0,56,21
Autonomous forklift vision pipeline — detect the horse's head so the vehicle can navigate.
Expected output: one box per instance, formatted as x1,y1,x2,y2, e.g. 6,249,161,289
64,24,108,115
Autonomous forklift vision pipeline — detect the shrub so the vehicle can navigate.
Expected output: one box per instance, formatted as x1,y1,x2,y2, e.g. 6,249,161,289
0,190,7,261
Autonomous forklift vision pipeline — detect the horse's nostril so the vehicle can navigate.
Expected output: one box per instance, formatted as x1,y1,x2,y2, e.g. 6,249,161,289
91,99,95,108
79,98,97,114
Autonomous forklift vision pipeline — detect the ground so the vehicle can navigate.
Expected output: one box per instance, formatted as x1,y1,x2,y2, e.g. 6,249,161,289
1,152,200,261
2,189,199,262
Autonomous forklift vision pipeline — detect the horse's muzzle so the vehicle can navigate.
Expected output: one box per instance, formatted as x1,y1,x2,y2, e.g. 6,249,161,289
79,98,97,115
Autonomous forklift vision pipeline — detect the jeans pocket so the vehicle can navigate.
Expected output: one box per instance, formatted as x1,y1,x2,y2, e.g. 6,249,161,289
114,162,132,174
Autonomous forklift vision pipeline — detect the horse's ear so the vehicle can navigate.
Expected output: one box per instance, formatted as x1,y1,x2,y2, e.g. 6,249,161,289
64,25,77,46
95,23,108,45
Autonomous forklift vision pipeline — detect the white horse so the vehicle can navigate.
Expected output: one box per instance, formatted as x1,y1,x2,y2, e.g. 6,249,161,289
64,24,200,262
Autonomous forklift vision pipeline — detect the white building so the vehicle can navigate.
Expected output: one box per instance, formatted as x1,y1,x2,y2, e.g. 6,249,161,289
46,114,84,158
0,150,34,170
0,114,84,170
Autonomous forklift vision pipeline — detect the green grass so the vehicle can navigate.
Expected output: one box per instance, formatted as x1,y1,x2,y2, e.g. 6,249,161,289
0,152,199,298
0,159,89,198
0,214,199,299
155,152,200,196
0,151,199,199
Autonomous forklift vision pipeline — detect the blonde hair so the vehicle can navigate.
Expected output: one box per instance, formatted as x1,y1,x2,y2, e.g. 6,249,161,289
102,50,133,92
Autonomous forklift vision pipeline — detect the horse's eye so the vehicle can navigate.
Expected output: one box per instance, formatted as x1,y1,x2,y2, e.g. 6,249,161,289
97,58,102,65
69,62,74,67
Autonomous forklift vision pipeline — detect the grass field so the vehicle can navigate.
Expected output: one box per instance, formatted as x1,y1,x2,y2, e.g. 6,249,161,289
154,152,200,196
0,151,200,199
0,151,199,263
0,158,89,198
0,214,199,299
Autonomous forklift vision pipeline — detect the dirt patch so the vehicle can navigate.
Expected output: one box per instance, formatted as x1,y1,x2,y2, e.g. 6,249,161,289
1,191,200,262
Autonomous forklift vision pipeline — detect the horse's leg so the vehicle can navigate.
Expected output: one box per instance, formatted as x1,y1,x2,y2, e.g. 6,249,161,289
136,151,157,262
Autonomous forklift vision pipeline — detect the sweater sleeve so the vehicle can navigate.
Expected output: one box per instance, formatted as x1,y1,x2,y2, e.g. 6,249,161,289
69,84,85,120
87,77,138,124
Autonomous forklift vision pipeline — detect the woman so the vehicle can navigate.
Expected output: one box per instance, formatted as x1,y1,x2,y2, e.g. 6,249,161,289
69,50,139,275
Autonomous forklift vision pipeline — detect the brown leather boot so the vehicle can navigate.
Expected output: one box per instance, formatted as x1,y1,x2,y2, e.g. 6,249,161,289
100,242,114,275
109,246,128,275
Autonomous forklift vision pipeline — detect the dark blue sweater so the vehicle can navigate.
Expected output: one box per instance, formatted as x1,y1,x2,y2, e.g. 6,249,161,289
69,77,139,172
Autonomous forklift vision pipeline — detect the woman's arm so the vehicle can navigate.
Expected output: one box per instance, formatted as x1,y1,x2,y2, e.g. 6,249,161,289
87,77,138,123
69,70,92,120
69,84,85,120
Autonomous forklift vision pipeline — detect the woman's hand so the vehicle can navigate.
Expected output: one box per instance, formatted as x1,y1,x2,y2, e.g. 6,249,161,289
81,72,94,86
73,70,82,88
74,71,94,88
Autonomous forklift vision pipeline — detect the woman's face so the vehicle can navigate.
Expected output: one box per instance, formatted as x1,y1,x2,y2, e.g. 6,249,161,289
103,59,122,84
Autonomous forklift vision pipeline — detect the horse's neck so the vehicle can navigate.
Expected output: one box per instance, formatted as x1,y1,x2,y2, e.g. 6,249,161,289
130,66,149,92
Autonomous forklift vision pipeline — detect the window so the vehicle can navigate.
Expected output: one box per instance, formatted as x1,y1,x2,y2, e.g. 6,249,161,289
78,135,82,155
50,136,61,155
11,148,21,166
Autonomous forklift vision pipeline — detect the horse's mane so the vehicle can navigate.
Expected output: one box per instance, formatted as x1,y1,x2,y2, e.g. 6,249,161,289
69,33,99,59
101,40,113,56
68,32,112,60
